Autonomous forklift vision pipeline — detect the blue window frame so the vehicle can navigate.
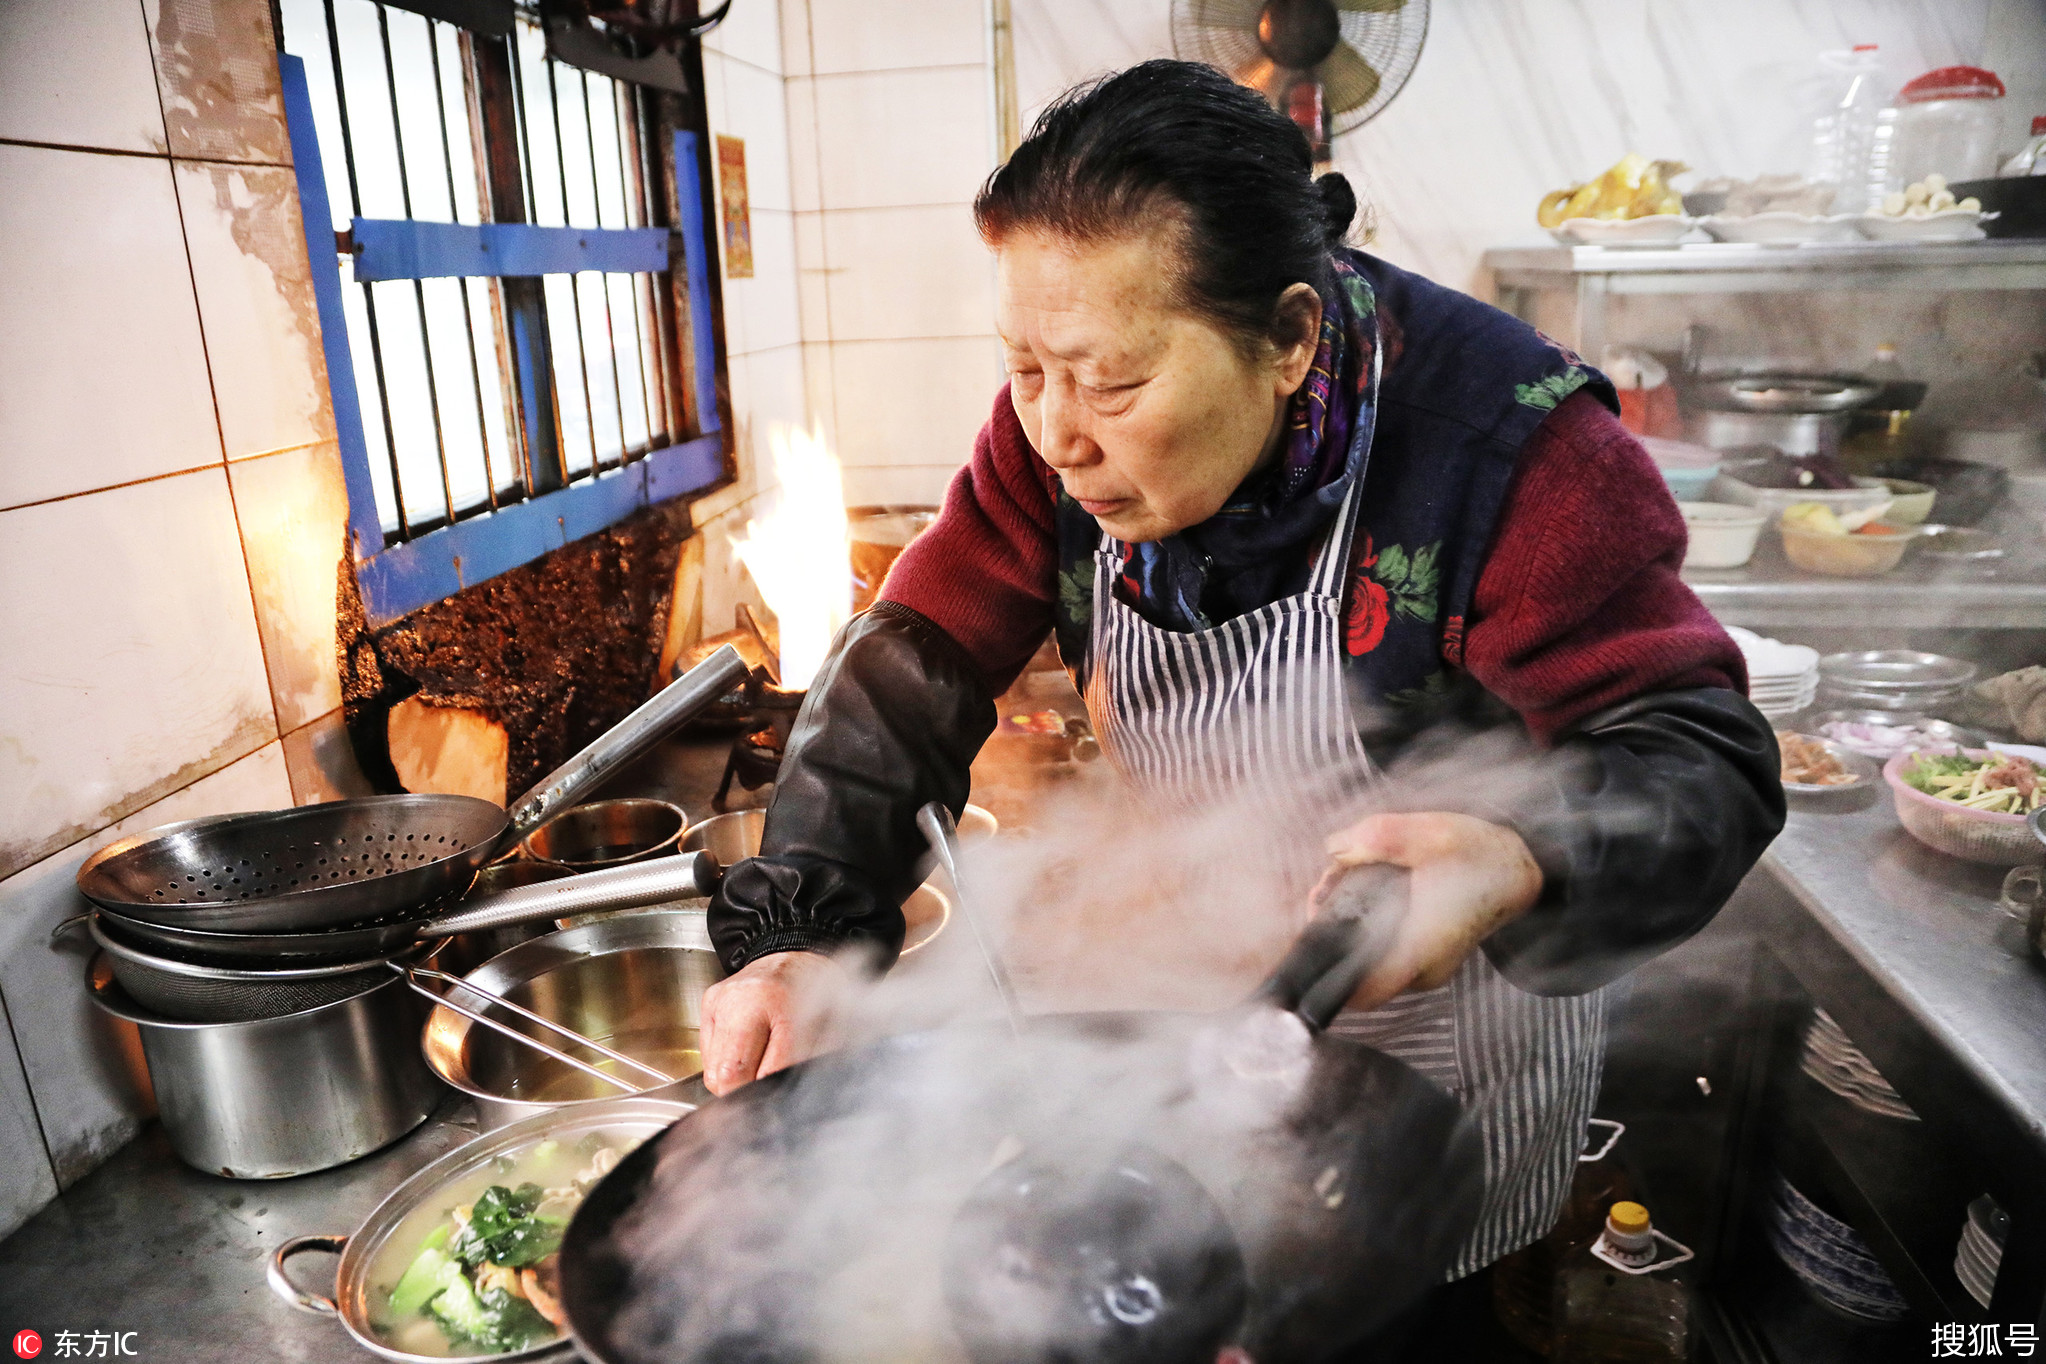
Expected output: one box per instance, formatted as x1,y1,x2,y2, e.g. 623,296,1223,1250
277,2,727,626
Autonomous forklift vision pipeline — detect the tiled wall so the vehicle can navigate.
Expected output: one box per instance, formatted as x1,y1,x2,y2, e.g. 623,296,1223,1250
1012,0,2046,295
782,0,1003,512
689,0,810,635
0,0,366,1237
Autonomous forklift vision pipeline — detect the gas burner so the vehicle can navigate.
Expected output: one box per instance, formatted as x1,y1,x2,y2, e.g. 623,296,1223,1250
711,676,806,813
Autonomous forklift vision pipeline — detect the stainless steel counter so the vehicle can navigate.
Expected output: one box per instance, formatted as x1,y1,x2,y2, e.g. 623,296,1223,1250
0,1101,480,1359
1734,786,2046,1322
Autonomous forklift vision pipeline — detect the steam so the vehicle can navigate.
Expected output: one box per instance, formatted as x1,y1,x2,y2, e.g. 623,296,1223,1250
599,694,1655,1362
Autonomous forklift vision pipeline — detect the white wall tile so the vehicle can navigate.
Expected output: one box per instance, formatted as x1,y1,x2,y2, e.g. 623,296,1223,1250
142,0,292,166
719,59,797,213
801,338,840,449
830,335,1003,467
842,463,961,508
794,208,829,272
281,708,374,804
228,441,349,733
177,161,337,461
0,986,58,1242
745,342,813,433
0,0,168,154
785,77,822,213
813,67,994,210
778,0,814,76
703,0,786,75
0,741,292,1194
0,145,223,509
806,0,987,74
725,209,802,358
0,468,277,881
822,204,995,341
699,49,731,134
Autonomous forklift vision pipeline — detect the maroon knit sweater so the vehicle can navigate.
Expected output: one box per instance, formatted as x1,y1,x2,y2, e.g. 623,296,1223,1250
882,388,1745,743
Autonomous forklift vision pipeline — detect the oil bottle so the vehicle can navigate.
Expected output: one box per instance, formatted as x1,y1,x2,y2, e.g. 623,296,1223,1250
1492,1121,1636,1354
1550,1201,1695,1364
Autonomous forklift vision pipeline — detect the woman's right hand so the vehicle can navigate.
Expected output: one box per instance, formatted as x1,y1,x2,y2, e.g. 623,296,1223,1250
698,950,846,1095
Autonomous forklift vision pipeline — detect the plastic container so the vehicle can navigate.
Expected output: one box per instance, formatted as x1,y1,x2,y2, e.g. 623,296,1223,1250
1661,466,1720,502
1875,478,1937,523
1493,1120,1636,1355
1679,502,1766,568
1713,460,1890,524
1998,114,2046,177
1808,46,1892,213
1884,748,2046,866
1552,1202,1695,1363
1780,521,1912,576
1890,66,2007,189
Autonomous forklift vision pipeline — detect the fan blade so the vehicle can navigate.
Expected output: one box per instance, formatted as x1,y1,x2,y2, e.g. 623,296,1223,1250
1315,40,1382,113
1333,0,1405,12
1240,58,1301,107
1186,0,1266,29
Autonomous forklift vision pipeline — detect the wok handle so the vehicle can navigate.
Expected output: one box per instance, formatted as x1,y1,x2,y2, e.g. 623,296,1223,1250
1253,863,1409,1034
420,850,722,936
504,645,752,842
268,1234,347,1316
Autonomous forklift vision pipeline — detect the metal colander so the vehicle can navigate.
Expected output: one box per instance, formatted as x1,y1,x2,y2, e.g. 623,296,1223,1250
87,914,421,1024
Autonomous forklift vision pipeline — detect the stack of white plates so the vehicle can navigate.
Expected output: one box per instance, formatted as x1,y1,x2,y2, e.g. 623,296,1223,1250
1816,650,1977,713
1731,627,1820,720
1801,1009,1918,1121
1955,1195,2008,1308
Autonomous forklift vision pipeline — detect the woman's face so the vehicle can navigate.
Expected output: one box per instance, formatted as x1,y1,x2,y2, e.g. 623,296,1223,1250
994,226,1322,544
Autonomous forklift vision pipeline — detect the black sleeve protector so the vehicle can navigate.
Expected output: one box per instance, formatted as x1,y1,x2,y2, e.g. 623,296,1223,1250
706,602,997,973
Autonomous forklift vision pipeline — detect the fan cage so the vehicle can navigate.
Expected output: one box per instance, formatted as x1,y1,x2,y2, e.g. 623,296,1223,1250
1171,0,1430,135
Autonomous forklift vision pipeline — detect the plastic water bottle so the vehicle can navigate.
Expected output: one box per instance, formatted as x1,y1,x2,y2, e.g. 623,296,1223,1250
1551,1202,1695,1363
1807,45,1891,214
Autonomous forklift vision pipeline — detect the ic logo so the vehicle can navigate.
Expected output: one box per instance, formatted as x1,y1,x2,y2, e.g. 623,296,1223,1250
11,1331,39,1360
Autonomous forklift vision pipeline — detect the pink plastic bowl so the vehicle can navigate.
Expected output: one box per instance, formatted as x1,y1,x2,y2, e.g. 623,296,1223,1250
1882,747,2045,866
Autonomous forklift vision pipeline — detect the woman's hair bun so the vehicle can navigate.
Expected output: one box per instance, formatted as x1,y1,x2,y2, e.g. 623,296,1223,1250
1315,172,1357,245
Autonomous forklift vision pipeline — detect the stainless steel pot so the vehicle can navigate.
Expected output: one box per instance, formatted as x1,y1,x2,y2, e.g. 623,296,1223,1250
518,798,689,871
1683,371,1880,458
88,957,442,1178
267,1097,690,1363
423,912,723,1130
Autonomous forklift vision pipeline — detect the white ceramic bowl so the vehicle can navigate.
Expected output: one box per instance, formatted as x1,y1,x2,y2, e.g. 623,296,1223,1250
1680,502,1768,568
1549,214,1696,246
1700,212,1860,245
1852,209,1994,242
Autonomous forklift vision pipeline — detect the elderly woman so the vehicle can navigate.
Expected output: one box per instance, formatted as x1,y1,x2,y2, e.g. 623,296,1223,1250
702,59,1782,1349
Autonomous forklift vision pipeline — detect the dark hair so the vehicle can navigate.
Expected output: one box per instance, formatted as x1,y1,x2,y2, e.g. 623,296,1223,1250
974,59,1357,354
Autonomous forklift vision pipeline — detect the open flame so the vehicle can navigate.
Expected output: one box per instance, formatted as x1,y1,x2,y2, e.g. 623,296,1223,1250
733,423,850,690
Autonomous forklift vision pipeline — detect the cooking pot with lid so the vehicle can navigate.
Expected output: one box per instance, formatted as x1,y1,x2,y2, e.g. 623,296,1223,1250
1683,372,1880,457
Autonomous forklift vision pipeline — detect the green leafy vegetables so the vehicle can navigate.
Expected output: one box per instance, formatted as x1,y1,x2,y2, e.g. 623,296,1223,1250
450,1183,564,1269
1904,751,2043,815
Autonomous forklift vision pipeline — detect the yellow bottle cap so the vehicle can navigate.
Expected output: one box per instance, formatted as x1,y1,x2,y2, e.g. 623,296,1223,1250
1609,1201,1652,1235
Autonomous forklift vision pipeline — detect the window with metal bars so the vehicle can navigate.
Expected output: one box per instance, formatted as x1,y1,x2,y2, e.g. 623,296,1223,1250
278,0,727,625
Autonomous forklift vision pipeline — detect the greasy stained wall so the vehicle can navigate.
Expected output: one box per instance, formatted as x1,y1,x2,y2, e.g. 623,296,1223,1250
0,0,358,1235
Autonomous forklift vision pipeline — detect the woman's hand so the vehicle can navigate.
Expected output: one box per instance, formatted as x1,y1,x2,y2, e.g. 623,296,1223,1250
698,951,846,1095
1321,812,1544,1011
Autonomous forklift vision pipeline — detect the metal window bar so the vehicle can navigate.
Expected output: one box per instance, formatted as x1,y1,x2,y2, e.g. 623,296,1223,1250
280,0,685,544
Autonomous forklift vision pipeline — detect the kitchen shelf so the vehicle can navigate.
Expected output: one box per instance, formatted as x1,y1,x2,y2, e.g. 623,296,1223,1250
1485,239,2046,361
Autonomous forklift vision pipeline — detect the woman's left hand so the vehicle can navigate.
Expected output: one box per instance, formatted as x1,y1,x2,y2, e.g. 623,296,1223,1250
1320,811,1544,1011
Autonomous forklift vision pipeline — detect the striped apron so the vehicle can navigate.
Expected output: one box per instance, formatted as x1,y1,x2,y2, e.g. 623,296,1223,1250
1083,475,1607,1280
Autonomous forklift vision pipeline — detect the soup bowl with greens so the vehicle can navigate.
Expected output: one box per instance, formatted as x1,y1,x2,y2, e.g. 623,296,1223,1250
269,1096,691,1361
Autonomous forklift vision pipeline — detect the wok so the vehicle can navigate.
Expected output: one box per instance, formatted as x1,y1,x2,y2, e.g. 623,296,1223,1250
75,647,750,934
557,864,1486,1364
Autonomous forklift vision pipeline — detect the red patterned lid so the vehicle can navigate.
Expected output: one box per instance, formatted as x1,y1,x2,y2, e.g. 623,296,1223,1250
1898,66,2006,102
